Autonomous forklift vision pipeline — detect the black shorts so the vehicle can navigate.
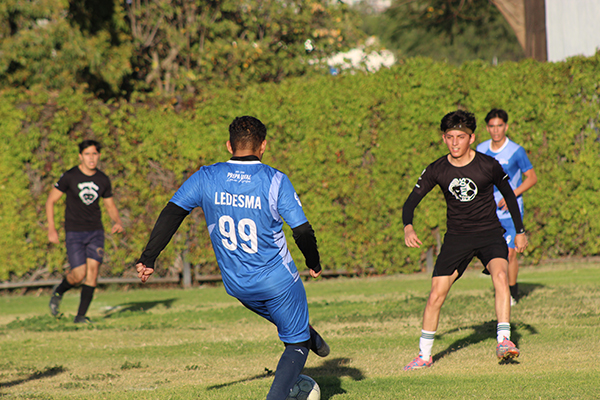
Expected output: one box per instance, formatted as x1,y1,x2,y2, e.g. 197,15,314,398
65,230,105,269
433,229,508,279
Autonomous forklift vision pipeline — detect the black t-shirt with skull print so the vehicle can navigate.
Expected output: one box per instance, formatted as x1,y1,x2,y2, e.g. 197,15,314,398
55,166,113,232
404,151,523,235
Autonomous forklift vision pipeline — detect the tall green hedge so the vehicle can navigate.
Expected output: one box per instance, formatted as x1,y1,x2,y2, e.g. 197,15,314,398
1,54,599,280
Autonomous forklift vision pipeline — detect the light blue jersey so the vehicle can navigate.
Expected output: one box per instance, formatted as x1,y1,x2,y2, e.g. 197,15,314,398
171,160,308,301
477,138,533,221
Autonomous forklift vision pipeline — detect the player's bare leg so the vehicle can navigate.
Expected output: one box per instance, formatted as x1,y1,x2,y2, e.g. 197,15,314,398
487,258,510,322
405,271,458,371
66,263,87,285
487,257,519,359
83,258,100,287
507,248,519,304
422,272,458,332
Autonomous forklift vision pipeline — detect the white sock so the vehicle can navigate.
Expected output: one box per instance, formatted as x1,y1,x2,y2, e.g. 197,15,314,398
419,330,436,359
497,322,511,342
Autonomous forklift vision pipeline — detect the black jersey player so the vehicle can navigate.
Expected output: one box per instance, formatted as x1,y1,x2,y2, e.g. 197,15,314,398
401,110,528,370
46,140,124,323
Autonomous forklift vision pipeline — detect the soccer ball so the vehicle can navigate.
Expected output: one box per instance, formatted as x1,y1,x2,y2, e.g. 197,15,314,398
286,374,320,400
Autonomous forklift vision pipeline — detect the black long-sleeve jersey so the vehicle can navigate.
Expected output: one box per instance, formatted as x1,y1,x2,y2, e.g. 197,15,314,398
403,152,525,235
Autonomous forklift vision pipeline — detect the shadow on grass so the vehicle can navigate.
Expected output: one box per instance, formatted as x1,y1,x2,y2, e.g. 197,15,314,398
0,365,65,389
206,367,274,391
517,282,544,302
103,298,178,318
5,315,87,332
304,358,365,400
205,358,364,400
434,319,539,366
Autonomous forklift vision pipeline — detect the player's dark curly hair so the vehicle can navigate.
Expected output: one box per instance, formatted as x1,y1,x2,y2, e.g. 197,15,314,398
440,110,477,133
485,108,509,124
229,116,267,152
78,140,102,153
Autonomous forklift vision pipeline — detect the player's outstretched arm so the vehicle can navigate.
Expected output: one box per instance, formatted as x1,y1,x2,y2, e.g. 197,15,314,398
136,202,190,282
136,263,154,283
404,224,422,248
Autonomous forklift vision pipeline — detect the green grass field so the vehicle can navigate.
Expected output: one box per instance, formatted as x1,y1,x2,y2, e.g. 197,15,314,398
1,261,599,399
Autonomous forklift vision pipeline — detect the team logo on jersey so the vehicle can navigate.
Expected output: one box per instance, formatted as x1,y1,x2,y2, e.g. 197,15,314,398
226,170,252,183
78,181,99,205
448,177,478,202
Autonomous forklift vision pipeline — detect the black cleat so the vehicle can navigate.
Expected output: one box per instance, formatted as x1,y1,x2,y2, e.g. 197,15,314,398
309,325,330,357
49,285,62,317
73,315,91,324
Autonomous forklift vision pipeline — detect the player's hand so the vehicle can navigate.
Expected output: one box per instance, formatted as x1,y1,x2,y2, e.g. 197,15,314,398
404,225,422,248
48,228,59,244
497,198,508,211
514,233,528,253
112,223,124,234
136,263,154,283
309,269,321,279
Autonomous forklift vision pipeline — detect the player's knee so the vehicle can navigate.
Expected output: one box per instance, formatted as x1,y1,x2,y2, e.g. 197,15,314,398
427,291,447,308
68,267,87,284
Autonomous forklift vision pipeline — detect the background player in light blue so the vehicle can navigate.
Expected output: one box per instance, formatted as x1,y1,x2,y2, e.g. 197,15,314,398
135,116,329,400
477,109,537,305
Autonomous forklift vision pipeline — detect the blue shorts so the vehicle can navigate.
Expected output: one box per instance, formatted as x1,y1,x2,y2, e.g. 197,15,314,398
240,278,310,344
65,230,105,269
499,219,517,249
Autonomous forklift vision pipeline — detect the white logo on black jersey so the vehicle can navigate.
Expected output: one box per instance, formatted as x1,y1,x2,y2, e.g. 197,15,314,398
448,178,478,202
78,181,99,205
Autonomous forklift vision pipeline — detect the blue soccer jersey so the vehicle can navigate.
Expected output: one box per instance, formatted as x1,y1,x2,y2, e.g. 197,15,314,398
170,160,308,301
477,138,533,221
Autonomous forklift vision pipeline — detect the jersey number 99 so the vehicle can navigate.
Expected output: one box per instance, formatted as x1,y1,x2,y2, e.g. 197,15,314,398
219,215,258,254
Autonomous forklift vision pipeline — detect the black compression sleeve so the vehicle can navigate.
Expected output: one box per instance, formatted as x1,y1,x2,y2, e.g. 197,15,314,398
402,190,425,227
496,178,525,234
137,202,190,270
292,222,321,273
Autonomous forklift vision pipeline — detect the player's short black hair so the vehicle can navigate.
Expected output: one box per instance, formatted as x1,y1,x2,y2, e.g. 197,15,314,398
485,108,509,124
440,110,477,134
229,116,267,152
78,140,102,153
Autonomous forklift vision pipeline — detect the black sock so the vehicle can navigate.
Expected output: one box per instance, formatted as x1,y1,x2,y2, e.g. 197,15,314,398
55,278,74,296
509,284,519,299
77,285,96,317
266,344,309,400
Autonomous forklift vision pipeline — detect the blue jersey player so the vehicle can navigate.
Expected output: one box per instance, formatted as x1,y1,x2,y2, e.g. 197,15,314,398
477,109,537,305
135,116,329,400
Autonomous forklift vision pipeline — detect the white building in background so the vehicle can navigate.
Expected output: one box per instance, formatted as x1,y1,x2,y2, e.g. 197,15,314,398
545,0,600,62
342,0,391,13
326,37,396,74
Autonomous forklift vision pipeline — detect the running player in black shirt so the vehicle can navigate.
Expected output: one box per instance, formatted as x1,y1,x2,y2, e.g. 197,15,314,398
402,110,528,370
46,140,124,323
